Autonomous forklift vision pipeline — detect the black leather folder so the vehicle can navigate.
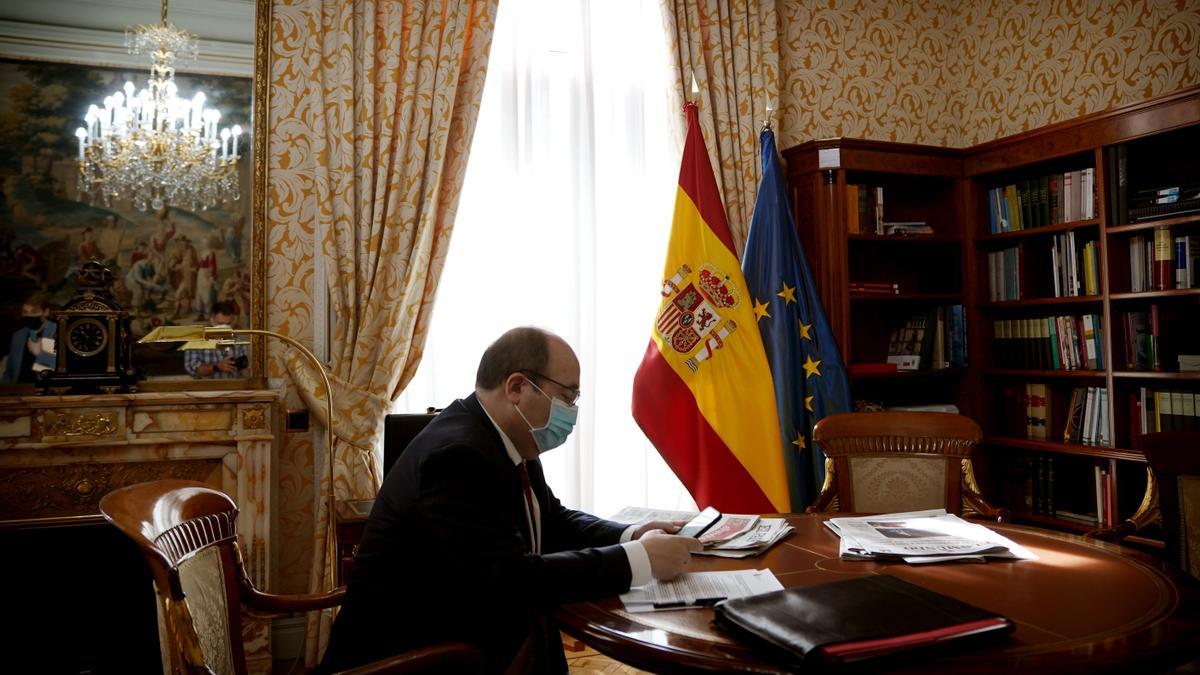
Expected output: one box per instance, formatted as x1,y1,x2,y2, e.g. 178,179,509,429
712,574,1014,667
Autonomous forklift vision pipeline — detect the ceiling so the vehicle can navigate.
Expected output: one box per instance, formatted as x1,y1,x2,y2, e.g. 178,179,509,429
0,0,254,44
0,0,254,76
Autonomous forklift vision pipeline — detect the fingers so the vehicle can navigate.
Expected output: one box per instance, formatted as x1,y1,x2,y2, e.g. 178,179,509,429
644,533,703,580
684,537,703,552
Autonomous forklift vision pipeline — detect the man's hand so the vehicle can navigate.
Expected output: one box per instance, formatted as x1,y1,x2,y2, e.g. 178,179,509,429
215,356,238,373
632,519,687,540
640,530,702,580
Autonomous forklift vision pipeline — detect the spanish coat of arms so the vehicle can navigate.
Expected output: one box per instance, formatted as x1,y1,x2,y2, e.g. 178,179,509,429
655,263,740,372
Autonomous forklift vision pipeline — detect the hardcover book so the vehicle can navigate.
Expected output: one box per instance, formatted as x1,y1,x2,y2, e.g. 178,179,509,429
713,575,1014,667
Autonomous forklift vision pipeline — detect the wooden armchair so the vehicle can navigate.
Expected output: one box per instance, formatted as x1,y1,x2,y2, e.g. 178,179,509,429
99,480,483,674
807,412,1006,520
1089,432,1200,581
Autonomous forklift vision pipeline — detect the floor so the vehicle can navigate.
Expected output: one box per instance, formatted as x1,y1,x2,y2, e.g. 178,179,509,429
272,633,651,674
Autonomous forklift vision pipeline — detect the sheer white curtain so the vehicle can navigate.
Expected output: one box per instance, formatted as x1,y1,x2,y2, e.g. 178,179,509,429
393,0,696,516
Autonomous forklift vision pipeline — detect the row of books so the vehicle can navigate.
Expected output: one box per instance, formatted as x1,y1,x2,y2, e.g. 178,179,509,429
844,184,936,236
1128,229,1200,291
1132,388,1200,439
986,247,1020,301
1120,307,1166,371
1050,232,1101,297
1062,386,1109,447
885,305,967,370
985,168,1096,234
1003,454,1111,528
992,315,1104,371
845,184,882,234
996,384,1108,446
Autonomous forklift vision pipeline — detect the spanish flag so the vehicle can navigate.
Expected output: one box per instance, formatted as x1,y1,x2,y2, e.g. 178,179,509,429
632,102,787,513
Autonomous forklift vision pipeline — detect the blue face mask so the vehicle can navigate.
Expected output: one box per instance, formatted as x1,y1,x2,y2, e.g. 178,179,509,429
515,379,578,453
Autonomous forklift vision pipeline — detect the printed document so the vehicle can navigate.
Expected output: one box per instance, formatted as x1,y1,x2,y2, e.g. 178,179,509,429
619,569,783,612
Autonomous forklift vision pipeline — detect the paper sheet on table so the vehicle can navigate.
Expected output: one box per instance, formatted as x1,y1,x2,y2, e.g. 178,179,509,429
608,506,697,524
619,569,783,612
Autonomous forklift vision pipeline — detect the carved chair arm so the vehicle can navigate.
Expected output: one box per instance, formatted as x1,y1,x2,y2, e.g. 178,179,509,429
239,582,347,614
335,642,485,675
1086,466,1160,542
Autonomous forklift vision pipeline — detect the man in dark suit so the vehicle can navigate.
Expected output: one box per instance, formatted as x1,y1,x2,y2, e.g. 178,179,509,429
320,326,699,674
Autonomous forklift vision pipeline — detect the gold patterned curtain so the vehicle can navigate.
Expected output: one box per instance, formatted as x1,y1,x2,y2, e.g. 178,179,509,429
269,0,498,664
660,0,779,253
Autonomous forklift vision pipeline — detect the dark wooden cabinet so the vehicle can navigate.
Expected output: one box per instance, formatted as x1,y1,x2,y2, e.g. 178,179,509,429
782,138,971,414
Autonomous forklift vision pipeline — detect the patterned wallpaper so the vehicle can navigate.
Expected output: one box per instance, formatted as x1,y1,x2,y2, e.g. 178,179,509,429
777,0,1200,150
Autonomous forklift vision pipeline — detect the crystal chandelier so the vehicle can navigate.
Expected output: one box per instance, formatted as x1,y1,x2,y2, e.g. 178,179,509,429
75,0,243,212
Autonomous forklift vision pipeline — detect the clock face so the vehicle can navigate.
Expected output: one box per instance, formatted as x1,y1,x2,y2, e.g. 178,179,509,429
67,318,109,357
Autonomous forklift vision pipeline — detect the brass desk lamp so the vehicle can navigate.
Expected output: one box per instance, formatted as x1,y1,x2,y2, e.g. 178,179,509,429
140,325,338,592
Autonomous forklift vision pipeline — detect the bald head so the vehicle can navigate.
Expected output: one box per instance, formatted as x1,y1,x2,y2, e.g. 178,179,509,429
476,326,553,390
475,327,580,459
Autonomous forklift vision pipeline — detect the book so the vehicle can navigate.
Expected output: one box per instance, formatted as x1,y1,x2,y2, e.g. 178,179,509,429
1153,226,1174,289
713,575,1015,667
849,281,900,294
873,186,885,234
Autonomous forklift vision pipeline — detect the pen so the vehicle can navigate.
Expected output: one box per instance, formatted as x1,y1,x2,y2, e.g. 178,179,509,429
650,597,727,609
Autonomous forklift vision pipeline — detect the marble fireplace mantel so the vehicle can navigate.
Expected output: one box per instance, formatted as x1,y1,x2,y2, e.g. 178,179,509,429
0,389,284,673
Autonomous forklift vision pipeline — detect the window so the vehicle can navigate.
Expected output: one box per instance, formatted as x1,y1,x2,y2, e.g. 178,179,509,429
394,0,695,515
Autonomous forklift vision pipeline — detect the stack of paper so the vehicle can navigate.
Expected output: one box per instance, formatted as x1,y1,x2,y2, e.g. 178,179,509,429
619,569,783,612
824,509,1037,564
608,507,793,558
696,515,794,559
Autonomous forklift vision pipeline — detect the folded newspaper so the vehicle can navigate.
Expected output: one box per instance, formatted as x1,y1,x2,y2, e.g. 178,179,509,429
608,506,794,558
824,509,1037,564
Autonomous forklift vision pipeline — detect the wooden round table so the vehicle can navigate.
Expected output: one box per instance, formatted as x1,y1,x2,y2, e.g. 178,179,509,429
555,514,1200,673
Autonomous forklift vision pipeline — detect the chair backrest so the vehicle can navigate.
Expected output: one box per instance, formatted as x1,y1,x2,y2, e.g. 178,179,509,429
810,412,999,518
100,480,247,675
382,411,438,477
1139,431,1200,581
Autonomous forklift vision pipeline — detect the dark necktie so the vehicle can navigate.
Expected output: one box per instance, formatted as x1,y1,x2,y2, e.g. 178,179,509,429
518,461,540,553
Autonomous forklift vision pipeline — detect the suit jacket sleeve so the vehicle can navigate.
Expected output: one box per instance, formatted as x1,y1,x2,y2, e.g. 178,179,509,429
417,444,632,611
529,460,628,553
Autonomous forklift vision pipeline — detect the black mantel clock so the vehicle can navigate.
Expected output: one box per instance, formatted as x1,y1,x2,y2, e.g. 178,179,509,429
40,261,138,394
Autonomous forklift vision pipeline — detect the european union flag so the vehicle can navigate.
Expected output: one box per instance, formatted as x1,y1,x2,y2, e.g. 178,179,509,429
741,126,852,511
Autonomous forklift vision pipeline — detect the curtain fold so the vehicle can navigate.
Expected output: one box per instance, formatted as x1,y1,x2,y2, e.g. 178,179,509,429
279,0,498,664
659,0,779,254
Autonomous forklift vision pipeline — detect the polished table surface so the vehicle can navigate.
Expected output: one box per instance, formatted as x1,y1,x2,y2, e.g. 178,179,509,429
555,514,1200,674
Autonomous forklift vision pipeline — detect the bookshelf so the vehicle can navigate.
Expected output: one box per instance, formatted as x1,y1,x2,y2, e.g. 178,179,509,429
964,87,1200,538
783,85,1200,541
782,139,970,413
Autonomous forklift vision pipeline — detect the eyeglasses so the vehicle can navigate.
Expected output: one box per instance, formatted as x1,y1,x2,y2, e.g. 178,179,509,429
522,370,581,406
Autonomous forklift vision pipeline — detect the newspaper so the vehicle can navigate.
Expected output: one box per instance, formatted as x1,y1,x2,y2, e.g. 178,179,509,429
619,569,783,612
608,507,792,558
825,509,1037,564
695,517,794,558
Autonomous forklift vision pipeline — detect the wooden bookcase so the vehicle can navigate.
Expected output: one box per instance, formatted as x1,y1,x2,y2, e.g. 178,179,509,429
783,85,1200,542
782,139,971,413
